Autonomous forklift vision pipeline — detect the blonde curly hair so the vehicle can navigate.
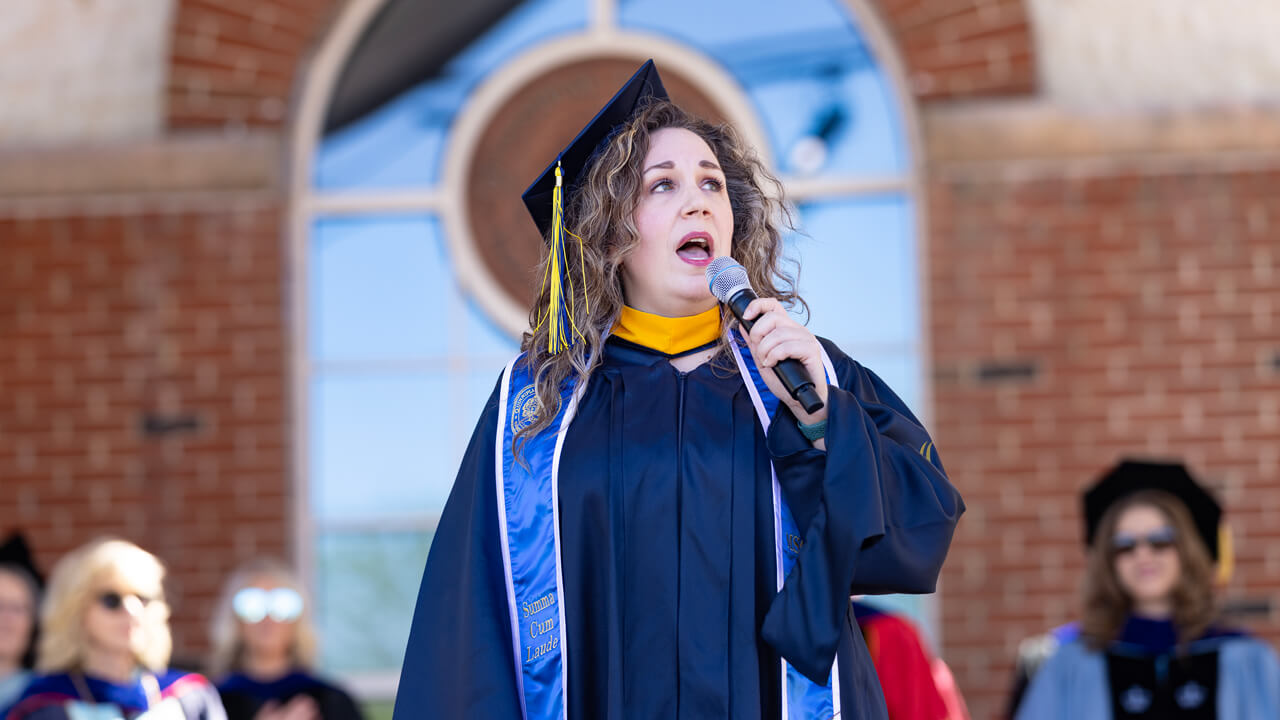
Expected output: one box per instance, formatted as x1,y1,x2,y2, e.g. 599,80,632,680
37,537,172,673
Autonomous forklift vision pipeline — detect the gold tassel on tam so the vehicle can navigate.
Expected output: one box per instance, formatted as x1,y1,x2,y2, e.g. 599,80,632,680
536,160,589,354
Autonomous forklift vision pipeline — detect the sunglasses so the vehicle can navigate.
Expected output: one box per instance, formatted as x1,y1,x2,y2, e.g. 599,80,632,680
1111,527,1178,557
233,587,304,624
98,591,154,612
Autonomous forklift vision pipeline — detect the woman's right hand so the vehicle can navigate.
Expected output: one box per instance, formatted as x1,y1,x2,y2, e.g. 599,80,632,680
253,696,320,720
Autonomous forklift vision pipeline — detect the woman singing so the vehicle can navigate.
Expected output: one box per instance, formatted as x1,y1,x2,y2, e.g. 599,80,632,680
394,60,964,720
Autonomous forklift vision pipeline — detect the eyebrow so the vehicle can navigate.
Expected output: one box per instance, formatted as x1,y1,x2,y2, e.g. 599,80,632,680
642,159,723,174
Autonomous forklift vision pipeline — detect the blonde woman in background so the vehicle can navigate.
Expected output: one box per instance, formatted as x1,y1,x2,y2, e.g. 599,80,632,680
207,560,361,720
4,538,224,720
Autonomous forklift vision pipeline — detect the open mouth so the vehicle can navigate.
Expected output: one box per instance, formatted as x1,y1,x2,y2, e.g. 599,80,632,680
676,233,713,264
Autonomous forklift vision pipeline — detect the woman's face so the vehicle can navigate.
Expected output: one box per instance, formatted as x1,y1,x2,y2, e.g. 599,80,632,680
235,576,300,659
623,127,734,317
0,571,35,666
82,577,151,658
1111,504,1182,608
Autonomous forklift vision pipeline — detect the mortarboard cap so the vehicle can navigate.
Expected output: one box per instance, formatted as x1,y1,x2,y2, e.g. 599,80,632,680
0,531,43,588
521,59,668,239
1082,459,1223,560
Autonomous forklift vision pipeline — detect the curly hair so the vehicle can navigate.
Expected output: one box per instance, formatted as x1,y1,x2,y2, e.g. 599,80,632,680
1081,490,1217,650
516,98,802,445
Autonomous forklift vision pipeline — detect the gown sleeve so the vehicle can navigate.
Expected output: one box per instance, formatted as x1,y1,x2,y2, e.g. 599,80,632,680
392,381,523,719
760,339,965,683
1012,640,1109,720
1217,636,1280,718
316,683,366,720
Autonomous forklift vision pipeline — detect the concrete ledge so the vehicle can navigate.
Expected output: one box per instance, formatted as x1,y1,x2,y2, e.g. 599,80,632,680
0,132,282,197
924,101,1280,166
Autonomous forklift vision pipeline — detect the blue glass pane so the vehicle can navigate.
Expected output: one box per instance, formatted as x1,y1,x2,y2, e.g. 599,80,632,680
787,194,918,349
311,373,468,521
315,0,588,190
619,0,908,175
311,215,451,362
315,530,434,673
843,351,924,422
469,367,505,420
464,296,522,359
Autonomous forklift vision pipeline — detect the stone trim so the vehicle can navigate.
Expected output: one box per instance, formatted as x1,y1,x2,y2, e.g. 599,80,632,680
925,101,1280,172
0,132,281,198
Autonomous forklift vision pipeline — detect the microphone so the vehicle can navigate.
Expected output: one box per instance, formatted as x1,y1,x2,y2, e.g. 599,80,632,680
706,257,824,414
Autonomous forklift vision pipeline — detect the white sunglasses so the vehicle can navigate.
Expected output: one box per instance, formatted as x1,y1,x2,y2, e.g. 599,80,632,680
233,587,304,624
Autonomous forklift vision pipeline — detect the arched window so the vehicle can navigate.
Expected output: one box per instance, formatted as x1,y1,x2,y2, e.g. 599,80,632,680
293,0,927,696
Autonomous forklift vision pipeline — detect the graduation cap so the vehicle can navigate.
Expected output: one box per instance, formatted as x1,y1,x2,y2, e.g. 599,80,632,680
0,531,43,588
521,59,669,238
518,60,669,355
1082,460,1223,561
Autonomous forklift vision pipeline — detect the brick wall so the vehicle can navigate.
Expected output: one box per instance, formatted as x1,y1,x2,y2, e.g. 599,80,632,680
872,0,1037,100
928,162,1280,718
0,203,290,662
168,0,343,129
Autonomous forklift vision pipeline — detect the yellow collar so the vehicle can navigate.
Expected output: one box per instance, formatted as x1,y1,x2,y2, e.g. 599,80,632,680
612,305,722,355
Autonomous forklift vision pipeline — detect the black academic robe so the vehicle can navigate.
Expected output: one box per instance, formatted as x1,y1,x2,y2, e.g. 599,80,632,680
216,671,364,720
394,336,964,719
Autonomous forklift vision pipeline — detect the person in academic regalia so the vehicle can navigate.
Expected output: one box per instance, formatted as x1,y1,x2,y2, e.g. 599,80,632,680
1015,460,1280,720
208,559,363,720
391,59,964,720
0,533,42,713
4,538,225,720
852,601,969,720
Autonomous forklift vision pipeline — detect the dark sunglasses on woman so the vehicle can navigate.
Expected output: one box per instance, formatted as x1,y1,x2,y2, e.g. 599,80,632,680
1110,526,1177,557
98,591,154,611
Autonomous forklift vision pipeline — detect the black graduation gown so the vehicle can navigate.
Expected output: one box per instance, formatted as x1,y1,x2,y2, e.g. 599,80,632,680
393,336,964,719
216,671,364,720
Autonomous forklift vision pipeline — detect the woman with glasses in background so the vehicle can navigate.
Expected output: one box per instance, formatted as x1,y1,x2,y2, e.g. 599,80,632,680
0,534,41,713
208,560,362,720
1015,460,1280,720
3,537,225,720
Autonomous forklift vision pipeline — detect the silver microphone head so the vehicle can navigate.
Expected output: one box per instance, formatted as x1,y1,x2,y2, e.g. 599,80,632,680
705,256,752,303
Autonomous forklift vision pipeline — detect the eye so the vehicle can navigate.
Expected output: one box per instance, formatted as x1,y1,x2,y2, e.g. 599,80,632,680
650,179,673,193
702,178,724,191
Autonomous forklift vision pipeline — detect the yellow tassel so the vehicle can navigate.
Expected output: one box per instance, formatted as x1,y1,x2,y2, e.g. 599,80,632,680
1216,523,1234,586
536,161,590,354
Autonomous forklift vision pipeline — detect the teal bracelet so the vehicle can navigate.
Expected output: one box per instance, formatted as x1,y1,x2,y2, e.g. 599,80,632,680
797,417,828,442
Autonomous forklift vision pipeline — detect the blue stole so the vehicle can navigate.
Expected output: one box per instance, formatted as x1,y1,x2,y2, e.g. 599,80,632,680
495,336,839,719
728,330,841,720
495,356,582,720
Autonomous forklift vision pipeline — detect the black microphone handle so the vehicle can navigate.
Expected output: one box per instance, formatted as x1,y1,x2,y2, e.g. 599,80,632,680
726,290,825,414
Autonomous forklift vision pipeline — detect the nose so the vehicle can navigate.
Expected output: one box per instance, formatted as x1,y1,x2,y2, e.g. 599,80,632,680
681,183,711,218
